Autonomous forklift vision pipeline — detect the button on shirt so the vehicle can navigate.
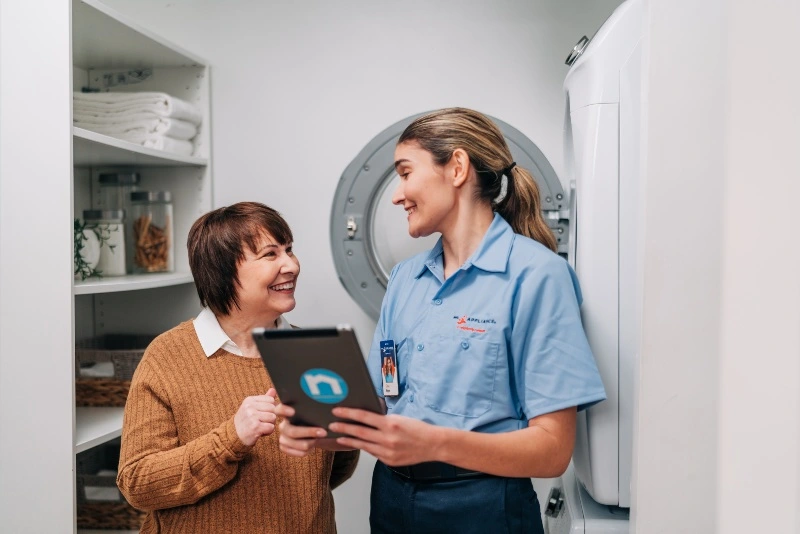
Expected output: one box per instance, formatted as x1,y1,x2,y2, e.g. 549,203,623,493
367,213,606,433
193,307,292,357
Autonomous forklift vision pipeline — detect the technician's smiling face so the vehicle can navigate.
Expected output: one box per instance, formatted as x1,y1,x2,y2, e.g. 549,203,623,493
392,141,457,238
236,232,300,321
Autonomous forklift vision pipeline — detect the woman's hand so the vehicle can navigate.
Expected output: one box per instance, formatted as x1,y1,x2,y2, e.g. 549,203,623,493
329,408,443,466
234,387,278,447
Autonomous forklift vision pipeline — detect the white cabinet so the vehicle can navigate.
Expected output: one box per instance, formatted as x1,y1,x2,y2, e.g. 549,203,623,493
0,1,211,531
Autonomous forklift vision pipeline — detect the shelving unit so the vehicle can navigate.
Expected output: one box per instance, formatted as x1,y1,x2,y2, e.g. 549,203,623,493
0,0,213,531
70,1,213,531
75,408,125,454
74,272,194,295
74,127,208,167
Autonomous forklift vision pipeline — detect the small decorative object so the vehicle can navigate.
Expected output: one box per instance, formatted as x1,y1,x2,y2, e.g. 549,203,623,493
74,217,121,280
74,218,102,280
83,210,126,277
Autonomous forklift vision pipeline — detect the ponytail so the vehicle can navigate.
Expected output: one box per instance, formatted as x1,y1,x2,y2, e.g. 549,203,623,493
495,166,558,252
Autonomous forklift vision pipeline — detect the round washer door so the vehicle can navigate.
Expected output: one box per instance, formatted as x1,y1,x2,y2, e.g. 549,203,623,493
330,112,569,320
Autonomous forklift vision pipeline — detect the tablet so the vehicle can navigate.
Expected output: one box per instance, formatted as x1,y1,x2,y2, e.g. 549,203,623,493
254,325,383,438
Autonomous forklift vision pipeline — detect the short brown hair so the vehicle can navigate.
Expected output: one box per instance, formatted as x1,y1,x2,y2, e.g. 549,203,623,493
187,202,293,315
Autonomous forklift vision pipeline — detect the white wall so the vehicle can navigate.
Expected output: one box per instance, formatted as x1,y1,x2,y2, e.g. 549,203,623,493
717,1,800,533
97,1,622,532
635,1,800,533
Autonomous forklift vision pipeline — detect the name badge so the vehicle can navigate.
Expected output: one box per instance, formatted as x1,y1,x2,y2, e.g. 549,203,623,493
380,340,399,397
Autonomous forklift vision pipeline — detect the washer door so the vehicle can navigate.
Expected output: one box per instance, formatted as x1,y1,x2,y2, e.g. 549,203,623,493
330,112,568,320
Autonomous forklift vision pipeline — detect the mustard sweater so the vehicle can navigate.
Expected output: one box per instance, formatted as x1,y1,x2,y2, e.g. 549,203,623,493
117,321,359,533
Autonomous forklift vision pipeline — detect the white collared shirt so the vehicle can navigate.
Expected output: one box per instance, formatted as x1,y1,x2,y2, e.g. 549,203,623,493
193,307,292,357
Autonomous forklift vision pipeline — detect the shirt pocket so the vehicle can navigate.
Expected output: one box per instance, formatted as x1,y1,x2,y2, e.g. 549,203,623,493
415,335,500,418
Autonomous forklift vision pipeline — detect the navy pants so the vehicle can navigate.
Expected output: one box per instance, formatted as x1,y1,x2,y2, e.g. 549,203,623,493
369,461,544,534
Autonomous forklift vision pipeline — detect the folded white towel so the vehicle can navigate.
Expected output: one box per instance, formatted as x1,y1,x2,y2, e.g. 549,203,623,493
74,91,203,126
141,136,194,156
74,115,198,140
116,132,194,156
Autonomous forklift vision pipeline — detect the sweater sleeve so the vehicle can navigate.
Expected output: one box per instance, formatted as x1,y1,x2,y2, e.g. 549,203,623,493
116,356,253,511
329,450,360,490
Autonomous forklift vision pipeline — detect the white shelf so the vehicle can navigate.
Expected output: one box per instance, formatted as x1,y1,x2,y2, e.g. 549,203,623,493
74,272,194,295
74,128,207,167
73,0,205,69
75,407,124,454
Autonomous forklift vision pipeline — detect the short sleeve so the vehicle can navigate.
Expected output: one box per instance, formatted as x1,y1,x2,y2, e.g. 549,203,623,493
510,258,606,420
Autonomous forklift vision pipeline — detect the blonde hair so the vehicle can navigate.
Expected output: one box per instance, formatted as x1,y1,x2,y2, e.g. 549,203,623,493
398,108,557,252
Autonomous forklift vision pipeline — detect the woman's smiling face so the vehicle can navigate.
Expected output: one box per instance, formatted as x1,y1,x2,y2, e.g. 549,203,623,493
392,141,457,238
235,232,300,320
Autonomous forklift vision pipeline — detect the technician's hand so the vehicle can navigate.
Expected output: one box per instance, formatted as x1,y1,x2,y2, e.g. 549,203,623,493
234,387,278,447
329,408,441,466
275,404,353,455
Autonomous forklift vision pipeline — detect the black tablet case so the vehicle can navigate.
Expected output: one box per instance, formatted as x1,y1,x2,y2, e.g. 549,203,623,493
254,326,383,438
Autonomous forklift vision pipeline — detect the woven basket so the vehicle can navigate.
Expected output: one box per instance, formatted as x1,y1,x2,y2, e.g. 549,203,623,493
75,334,156,406
76,439,146,530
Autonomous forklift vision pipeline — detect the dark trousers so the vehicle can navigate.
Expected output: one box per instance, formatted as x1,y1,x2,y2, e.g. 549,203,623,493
369,461,544,534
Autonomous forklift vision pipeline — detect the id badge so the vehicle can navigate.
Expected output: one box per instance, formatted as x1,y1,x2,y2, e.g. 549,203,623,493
380,340,399,397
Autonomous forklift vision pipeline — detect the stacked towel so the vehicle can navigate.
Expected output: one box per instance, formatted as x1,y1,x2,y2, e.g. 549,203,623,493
74,91,203,157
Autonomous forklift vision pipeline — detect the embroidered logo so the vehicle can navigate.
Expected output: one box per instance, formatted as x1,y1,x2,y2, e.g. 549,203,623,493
453,315,495,333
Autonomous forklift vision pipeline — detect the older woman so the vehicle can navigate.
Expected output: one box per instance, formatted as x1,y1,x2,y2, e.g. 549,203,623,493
117,202,359,533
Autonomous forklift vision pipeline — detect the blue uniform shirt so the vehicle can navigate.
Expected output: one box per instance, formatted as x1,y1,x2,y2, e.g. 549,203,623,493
367,213,606,433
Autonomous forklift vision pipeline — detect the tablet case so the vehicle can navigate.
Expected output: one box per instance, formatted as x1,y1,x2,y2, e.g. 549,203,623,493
254,325,383,438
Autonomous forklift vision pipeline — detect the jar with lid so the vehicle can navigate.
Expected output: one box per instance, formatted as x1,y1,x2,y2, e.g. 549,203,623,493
83,210,127,276
99,172,140,273
98,171,140,212
129,191,174,274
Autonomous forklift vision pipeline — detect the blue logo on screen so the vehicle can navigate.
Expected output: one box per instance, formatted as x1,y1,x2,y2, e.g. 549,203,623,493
300,368,349,404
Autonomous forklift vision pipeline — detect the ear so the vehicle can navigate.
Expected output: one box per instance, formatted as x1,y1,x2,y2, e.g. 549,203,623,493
450,148,471,188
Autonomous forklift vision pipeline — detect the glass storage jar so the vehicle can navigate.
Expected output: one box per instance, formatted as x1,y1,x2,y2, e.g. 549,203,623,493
129,191,173,274
98,171,140,212
83,210,127,277
98,171,140,273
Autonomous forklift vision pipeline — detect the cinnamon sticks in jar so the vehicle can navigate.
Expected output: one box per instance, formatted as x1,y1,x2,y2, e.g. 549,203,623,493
130,191,174,273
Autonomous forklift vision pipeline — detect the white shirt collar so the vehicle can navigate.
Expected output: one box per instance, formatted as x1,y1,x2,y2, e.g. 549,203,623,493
193,307,292,357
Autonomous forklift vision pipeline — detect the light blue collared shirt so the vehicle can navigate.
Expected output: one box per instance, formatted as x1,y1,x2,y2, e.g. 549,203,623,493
367,213,606,433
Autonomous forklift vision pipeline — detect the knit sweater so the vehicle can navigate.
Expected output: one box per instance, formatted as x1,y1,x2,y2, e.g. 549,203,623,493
117,320,359,533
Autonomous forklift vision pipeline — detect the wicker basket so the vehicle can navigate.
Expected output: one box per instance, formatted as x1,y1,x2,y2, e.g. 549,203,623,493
75,334,156,406
76,439,146,530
